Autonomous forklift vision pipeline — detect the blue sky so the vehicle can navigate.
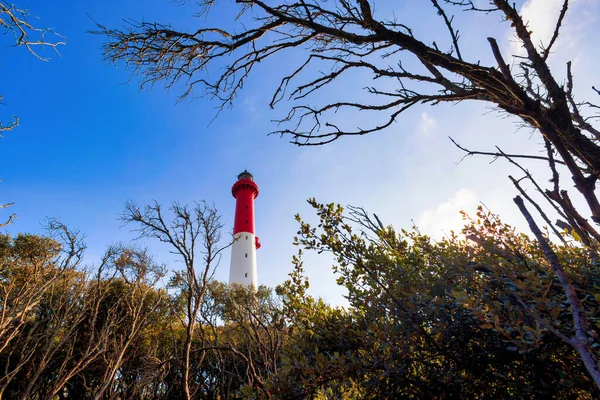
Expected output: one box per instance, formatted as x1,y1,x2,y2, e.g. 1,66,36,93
2,0,599,305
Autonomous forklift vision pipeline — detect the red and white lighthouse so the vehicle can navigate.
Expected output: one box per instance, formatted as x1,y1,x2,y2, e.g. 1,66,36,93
229,170,260,287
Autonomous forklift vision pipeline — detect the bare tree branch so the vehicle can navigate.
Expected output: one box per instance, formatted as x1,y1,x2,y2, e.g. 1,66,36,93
121,200,229,399
514,195,600,389
542,0,569,62
0,1,65,60
450,136,567,166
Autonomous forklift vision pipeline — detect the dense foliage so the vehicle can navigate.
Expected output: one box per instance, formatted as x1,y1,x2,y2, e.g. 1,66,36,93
1,200,599,399
277,200,600,399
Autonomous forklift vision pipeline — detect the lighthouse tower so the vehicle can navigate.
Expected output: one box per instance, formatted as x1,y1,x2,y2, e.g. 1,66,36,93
229,170,260,287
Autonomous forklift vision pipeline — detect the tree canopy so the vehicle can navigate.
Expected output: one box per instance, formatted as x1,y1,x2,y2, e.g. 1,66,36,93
1,200,600,398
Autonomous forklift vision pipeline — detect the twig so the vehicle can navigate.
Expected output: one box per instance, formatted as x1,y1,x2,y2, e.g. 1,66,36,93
449,136,566,165
542,0,569,61
508,175,566,244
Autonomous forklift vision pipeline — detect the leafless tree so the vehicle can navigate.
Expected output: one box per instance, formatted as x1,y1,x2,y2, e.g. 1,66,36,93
221,285,284,396
0,220,83,354
40,276,118,400
13,268,88,400
90,245,166,400
196,283,285,398
0,221,106,399
121,200,229,400
97,0,600,388
17,246,164,400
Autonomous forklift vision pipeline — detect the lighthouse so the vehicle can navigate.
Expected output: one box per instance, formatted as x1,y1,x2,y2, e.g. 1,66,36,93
229,170,260,287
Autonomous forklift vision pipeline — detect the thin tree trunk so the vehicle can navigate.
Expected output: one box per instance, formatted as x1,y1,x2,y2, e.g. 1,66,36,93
514,195,600,390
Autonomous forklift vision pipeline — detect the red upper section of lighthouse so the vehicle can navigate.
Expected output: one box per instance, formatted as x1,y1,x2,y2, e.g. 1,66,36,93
232,171,259,236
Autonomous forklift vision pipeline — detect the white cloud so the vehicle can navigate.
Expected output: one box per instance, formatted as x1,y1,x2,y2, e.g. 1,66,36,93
417,112,436,137
242,95,261,118
509,0,596,58
520,0,564,46
418,188,479,238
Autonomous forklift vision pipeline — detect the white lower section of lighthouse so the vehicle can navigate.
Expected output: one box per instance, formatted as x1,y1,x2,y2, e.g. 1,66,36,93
229,232,258,287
